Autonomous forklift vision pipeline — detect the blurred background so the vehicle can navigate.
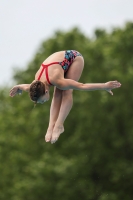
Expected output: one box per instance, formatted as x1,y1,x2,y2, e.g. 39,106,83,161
0,0,133,200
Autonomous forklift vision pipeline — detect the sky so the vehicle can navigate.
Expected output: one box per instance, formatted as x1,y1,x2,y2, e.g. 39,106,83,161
0,0,133,86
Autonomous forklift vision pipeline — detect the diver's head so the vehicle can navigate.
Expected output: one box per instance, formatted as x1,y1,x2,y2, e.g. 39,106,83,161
29,81,49,104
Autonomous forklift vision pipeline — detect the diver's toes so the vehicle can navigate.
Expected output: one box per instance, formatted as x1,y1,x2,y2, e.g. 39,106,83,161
51,138,58,144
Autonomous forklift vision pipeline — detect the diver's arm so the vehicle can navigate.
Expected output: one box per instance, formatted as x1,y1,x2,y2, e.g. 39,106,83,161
56,79,121,95
9,84,31,97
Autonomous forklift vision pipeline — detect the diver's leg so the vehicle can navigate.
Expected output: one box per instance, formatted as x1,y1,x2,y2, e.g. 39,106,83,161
45,87,63,142
50,89,73,144
51,56,84,143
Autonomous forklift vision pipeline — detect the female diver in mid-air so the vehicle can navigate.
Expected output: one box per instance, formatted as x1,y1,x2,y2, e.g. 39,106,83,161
10,50,121,144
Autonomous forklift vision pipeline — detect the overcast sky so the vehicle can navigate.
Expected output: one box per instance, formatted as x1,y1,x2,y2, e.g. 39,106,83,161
1,0,133,86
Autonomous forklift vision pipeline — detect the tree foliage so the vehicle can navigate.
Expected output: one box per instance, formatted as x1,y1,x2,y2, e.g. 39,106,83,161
0,22,133,200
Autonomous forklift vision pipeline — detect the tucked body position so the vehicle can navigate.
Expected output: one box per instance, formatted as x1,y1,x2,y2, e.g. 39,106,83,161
10,50,121,144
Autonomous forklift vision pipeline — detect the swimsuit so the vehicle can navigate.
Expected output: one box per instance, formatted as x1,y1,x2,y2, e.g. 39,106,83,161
37,50,83,85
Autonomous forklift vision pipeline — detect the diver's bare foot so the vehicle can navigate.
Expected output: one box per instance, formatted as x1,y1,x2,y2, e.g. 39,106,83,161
51,125,64,144
45,129,53,142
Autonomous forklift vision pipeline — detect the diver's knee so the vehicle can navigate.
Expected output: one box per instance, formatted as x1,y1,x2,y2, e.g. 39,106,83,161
62,90,73,101
53,87,63,98
62,89,73,96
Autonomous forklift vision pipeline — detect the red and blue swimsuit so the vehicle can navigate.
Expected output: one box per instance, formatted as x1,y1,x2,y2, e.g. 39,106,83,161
37,50,83,85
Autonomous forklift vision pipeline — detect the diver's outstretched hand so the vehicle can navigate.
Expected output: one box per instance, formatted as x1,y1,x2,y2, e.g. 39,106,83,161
10,84,30,97
9,85,22,97
104,80,121,95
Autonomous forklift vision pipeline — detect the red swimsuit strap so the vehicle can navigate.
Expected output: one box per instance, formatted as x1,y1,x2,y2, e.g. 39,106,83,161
37,62,59,85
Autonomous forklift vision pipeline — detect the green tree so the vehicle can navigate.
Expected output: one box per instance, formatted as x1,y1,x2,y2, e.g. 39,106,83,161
0,22,133,200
